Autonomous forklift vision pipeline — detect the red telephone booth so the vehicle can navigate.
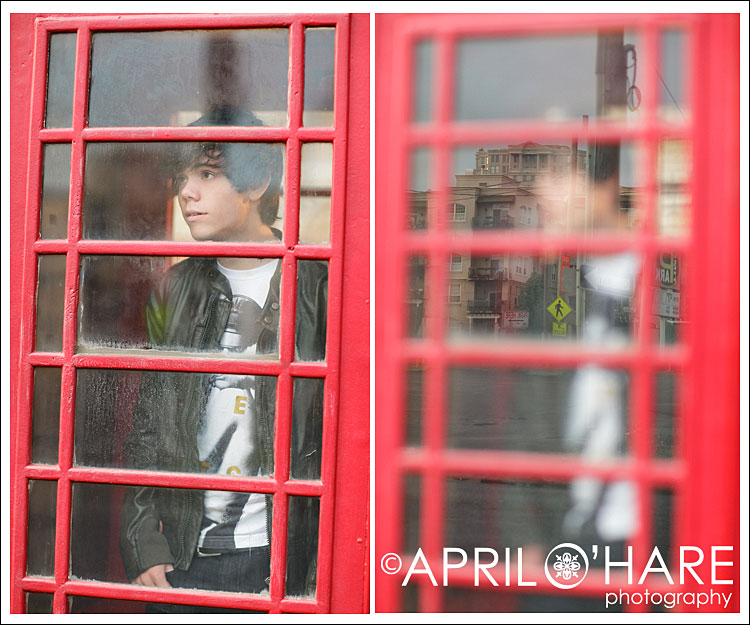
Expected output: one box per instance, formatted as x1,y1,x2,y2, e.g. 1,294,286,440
375,12,739,613
9,12,369,614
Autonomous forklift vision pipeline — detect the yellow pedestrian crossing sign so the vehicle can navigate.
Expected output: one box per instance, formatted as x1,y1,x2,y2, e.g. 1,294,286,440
547,297,572,321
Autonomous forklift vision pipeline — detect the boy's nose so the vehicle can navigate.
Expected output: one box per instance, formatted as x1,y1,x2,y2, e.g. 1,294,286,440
180,174,200,202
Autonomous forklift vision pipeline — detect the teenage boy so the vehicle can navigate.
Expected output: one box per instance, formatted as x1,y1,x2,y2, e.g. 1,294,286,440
120,108,326,605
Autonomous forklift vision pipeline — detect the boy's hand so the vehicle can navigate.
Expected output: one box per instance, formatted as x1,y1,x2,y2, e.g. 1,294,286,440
133,563,174,587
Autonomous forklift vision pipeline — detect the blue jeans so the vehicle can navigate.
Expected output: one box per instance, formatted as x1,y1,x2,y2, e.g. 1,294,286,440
147,546,270,614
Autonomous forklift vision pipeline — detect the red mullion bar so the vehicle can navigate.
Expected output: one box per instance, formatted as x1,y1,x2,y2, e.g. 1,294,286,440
403,230,691,257
10,18,51,614
52,23,91,615
418,31,455,615
74,240,332,259
374,16,412,613
38,13,343,31
79,125,296,142
407,119,691,147
627,23,662,614
400,340,688,370
400,12,697,38
39,128,74,141
314,14,350,614
399,449,684,487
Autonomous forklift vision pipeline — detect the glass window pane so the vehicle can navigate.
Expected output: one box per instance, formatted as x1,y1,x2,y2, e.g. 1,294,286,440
409,149,431,229
405,364,423,447
660,30,689,122
26,593,54,614
303,28,335,127
41,143,71,239
449,367,630,455
27,480,57,577
654,371,676,458
88,30,289,127
74,369,276,478
286,496,319,598
295,260,328,362
658,139,691,236
412,39,434,123
407,256,426,338
32,367,61,465
451,141,642,234
35,255,66,352
45,33,76,128
82,141,285,241
71,482,271,596
68,595,267,614
652,252,686,346
290,377,324,480
404,474,421,554
77,255,281,358
299,143,332,244
454,31,647,123
446,252,640,344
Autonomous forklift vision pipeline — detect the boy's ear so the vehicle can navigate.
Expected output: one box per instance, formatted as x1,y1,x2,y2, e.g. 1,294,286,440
244,174,272,202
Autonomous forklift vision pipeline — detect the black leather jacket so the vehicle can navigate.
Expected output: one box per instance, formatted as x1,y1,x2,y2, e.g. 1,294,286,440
119,255,327,596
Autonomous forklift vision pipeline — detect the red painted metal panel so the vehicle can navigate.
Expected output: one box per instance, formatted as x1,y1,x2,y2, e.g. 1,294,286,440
9,11,368,614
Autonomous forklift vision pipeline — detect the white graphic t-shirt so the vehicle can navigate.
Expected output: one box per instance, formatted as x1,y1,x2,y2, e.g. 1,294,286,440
197,259,278,551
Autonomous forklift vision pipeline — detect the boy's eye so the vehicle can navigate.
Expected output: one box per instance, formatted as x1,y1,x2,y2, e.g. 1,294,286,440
201,170,215,180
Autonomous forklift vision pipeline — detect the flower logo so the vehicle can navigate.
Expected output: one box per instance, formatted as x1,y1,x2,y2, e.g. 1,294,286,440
544,543,589,589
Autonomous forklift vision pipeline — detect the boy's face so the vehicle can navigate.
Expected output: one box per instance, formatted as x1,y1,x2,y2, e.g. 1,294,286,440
176,163,261,242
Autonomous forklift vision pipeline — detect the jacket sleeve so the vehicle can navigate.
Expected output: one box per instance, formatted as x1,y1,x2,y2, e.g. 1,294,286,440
119,279,175,581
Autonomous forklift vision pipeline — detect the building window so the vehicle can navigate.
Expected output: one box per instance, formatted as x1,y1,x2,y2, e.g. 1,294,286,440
450,254,463,272
450,203,466,222
448,283,461,303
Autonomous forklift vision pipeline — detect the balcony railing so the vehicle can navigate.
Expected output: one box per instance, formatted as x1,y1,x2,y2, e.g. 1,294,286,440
468,267,506,280
471,215,514,230
467,299,503,314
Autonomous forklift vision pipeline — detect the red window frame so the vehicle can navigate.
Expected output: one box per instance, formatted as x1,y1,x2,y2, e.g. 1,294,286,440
9,12,369,614
375,13,739,613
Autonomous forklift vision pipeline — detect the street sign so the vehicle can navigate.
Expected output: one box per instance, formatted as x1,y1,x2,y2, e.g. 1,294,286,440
552,322,567,336
547,296,571,321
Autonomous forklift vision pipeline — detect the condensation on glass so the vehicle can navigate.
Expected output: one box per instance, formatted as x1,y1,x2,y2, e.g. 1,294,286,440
26,479,57,577
412,39,434,123
88,30,289,127
290,377,324,480
32,367,61,465
77,255,282,357
295,260,328,362
448,367,631,455
285,495,320,598
41,143,71,239
82,142,286,242
299,143,332,244
35,255,66,353
44,32,76,128
303,27,335,127
73,368,276,477
454,30,648,123
445,252,640,344
70,482,271,597
26,593,54,614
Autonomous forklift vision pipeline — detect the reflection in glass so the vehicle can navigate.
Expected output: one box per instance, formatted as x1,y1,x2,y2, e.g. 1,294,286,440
407,256,426,338
299,143,332,244
41,144,71,239
451,142,641,234
26,593,54,614
412,39,434,123
652,252,685,346
27,480,57,577
45,33,76,128
448,367,629,454
303,28,335,127
89,30,289,127
286,496,320,598
654,372,676,458
35,255,66,352
32,367,61,465
77,255,282,357
658,139,690,236
409,149,431,229
290,377,324,480
74,368,276,477
82,142,285,241
295,260,328,362
71,482,271,598
455,33,643,122
446,252,639,344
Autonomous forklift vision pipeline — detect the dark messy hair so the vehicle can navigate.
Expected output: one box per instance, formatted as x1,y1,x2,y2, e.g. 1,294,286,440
167,107,284,226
